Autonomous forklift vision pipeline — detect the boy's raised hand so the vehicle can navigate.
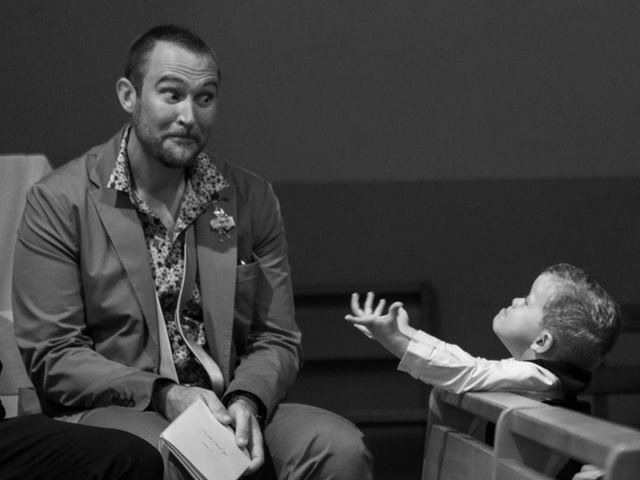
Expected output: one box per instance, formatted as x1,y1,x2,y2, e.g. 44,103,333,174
345,291,402,339
345,292,415,358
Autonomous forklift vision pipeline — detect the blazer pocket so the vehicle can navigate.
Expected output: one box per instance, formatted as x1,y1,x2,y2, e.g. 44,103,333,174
235,259,260,342
237,260,260,283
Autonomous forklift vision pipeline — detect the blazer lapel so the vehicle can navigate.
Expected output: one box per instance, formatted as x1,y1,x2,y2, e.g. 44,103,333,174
195,185,237,385
90,189,160,355
87,131,160,361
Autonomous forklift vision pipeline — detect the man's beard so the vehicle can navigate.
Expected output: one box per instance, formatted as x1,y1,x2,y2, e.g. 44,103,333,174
131,109,205,169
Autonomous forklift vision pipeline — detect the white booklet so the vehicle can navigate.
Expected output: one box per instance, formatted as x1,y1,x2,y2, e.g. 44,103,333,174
159,399,251,480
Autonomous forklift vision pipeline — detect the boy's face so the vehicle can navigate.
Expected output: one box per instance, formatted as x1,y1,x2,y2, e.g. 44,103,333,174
492,273,558,359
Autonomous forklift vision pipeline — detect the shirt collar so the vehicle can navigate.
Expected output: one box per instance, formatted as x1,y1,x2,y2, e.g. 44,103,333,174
106,124,229,209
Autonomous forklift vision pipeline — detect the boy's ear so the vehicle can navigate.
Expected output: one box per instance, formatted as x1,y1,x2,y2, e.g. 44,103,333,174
116,77,137,114
531,330,554,354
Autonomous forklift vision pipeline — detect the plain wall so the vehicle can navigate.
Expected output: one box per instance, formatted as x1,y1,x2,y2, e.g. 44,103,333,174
3,0,640,181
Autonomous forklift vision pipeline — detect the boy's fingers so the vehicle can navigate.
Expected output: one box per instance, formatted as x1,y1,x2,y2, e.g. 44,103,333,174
354,324,373,338
345,316,374,338
388,302,404,319
345,314,368,325
397,307,410,326
364,291,375,313
374,298,386,316
350,292,363,315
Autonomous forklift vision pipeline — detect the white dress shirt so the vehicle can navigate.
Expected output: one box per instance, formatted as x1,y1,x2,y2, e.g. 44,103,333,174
398,330,563,401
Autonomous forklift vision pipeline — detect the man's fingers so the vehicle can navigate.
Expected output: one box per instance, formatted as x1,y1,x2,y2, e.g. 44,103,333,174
232,409,264,475
203,395,231,425
234,409,251,449
163,385,228,423
245,420,265,473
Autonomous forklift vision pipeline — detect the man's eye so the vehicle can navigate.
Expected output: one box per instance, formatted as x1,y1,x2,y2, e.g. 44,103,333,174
161,89,180,101
198,93,216,105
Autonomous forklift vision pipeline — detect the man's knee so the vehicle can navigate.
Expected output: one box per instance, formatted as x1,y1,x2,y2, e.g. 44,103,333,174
266,404,373,480
306,412,372,476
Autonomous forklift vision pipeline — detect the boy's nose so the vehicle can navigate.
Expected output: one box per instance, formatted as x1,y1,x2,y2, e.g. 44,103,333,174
511,298,521,307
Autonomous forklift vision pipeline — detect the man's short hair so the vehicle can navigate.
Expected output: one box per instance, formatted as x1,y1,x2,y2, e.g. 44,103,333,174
124,24,220,93
541,263,622,371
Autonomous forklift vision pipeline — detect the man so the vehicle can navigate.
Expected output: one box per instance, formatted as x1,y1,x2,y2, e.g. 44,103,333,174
0,360,163,479
13,24,372,479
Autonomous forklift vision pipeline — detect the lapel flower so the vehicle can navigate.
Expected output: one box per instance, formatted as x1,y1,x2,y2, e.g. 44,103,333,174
209,200,235,242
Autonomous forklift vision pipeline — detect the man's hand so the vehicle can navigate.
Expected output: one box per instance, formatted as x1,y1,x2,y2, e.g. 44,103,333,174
154,384,264,474
227,397,265,475
153,383,231,425
345,292,416,358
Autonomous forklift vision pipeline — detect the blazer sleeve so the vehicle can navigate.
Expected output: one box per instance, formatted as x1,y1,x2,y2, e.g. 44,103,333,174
225,181,302,416
12,181,160,413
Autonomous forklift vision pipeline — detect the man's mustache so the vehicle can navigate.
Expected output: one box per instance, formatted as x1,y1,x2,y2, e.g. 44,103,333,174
165,129,199,140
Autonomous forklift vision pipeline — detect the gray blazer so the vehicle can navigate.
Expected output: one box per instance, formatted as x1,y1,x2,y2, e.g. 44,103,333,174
12,128,301,418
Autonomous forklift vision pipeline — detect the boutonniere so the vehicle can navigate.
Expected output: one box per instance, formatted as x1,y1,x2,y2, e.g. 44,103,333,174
210,199,235,242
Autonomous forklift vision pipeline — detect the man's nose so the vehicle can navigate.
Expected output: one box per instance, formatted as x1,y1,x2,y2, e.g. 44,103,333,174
177,99,196,128
511,298,521,307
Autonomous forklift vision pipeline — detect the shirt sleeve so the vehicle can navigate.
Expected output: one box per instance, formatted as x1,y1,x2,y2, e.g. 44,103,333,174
397,330,560,395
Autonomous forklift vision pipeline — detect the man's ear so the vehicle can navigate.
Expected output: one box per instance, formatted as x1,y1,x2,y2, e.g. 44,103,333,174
116,77,137,114
531,330,554,354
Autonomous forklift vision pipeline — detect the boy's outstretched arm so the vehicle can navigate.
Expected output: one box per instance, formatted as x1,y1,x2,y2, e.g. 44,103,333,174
345,292,417,359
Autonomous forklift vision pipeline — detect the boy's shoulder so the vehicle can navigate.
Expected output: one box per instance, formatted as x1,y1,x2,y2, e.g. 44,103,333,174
527,359,591,399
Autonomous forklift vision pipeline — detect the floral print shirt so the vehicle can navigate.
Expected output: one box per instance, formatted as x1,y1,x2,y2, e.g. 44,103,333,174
107,125,229,388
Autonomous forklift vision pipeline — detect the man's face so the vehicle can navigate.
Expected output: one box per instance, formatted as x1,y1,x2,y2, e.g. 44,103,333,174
492,273,558,359
131,41,220,168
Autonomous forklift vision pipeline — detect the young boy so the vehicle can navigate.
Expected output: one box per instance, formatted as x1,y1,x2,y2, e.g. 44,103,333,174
345,263,621,406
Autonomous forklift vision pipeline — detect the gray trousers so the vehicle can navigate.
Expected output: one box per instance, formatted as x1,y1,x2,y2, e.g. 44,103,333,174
73,402,374,480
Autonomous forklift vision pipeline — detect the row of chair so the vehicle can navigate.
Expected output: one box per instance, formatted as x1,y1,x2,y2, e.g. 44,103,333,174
425,388,640,479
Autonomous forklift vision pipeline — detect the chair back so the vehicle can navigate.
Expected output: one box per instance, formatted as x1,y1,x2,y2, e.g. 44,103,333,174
0,154,51,416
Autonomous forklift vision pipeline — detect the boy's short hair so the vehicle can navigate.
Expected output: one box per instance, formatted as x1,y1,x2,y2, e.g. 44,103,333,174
541,263,622,371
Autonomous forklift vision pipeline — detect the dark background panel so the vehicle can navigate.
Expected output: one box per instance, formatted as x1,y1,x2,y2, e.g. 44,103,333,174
3,1,640,181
